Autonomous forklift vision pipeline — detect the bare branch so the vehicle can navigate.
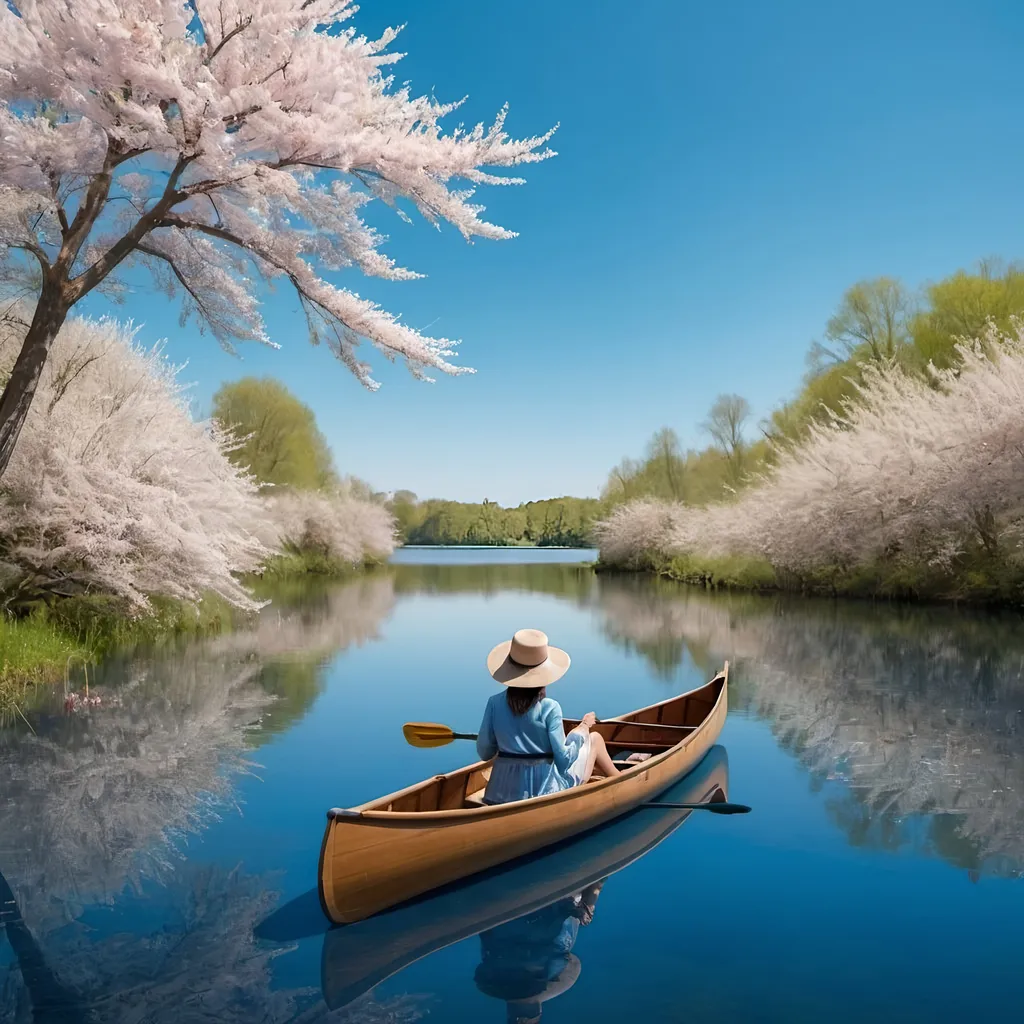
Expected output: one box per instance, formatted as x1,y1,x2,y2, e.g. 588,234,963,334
134,241,220,328
204,15,253,65
10,241,50,271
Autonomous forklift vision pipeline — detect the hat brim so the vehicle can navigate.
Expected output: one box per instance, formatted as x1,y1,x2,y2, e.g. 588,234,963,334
487,641,571,688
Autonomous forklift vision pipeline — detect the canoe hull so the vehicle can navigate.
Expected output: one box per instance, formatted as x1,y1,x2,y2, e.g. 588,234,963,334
319,666,727,923
321,744,729,1010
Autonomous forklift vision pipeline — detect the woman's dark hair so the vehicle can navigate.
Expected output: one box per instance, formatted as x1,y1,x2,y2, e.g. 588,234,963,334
506,686,545,716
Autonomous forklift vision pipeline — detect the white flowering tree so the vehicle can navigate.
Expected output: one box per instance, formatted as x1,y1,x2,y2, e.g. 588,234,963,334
0,1,555,477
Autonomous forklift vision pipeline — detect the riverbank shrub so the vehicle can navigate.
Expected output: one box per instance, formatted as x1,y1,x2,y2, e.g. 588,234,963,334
260,488,396,573
0,316,269,614
596,325,1024,603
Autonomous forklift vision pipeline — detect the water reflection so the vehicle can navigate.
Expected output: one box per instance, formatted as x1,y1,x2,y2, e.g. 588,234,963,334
595,576,1024,876
4,556,1023,1022
473,884,593,1024
0,574,400,1022
319,746,728,1013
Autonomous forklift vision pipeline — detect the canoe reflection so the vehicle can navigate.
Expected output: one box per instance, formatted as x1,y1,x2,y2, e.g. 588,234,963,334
321,744,728,1012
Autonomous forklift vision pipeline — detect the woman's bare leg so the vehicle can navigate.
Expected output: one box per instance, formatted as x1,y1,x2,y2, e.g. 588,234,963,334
583,732,620,780
567,725,621,781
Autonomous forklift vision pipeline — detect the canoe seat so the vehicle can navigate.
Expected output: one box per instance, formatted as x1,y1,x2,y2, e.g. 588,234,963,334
464,791,488,808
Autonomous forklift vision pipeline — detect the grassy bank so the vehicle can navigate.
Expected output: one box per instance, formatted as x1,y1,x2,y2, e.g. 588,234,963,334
0,593,244,715
257,548,387,579
596,551,1024,607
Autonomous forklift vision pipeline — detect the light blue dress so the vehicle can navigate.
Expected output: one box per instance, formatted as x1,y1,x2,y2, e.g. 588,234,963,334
476,692,588,804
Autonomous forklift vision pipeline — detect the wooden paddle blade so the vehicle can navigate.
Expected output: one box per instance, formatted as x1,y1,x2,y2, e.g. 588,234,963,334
402,722,456,748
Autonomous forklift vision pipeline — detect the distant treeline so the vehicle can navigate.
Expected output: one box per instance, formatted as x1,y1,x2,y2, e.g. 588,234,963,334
387,494,603,547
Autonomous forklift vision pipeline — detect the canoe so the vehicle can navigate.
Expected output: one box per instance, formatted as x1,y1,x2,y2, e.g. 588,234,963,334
318,663,728,924
321,744,729,1010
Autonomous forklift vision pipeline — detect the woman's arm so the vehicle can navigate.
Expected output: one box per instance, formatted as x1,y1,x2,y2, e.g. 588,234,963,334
476,697,498,761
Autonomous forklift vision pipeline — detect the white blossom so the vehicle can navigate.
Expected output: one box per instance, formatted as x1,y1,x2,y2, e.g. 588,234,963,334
598,324,1024,584
0,0,555,387
0,314,269,610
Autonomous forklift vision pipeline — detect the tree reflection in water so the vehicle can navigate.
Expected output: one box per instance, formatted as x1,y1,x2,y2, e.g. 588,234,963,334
596,575,1024,876
0,574,403,1023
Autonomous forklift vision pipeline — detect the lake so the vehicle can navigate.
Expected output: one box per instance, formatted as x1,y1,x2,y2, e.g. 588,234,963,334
1,549,1022,1022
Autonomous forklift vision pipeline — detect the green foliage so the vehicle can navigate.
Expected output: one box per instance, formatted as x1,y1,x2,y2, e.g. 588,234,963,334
602,426,773,506
909,261,1024,368
0,593,242,714
0,613,84,719
212,377,338,490
258,546,384,578
823,277,911,363
389,496,604,547
702,393,753,486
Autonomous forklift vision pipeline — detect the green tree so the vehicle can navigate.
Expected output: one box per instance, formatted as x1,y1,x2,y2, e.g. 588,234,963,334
212,378,337,491
646,428,686,500
387,490,420,541
702,394,751,484
909,261,1024,368
821,277,911,364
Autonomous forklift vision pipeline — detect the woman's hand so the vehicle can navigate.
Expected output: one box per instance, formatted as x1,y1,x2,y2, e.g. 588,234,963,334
581,711,597,729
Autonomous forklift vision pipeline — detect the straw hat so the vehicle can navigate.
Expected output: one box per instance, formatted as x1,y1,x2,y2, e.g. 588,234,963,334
474,953,582,1023
487,629,571,688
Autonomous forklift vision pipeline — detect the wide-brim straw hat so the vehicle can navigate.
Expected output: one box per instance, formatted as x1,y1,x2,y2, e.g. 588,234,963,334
487,628,571,689
475,953,582,1012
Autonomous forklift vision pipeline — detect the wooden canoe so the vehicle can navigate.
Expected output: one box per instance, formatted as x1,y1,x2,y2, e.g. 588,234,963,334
321,744,729,1010
318,662,728,924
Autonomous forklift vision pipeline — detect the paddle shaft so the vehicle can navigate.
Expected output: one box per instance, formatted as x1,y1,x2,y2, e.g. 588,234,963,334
427,731,673,754
641,800,751,814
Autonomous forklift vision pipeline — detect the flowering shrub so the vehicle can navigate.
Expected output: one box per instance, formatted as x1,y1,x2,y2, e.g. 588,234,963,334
0,314,268,611
597,324,1024,597
261,487,396,568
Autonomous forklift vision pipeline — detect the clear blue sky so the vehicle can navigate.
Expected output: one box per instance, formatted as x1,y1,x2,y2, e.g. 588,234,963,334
84,0,1024,504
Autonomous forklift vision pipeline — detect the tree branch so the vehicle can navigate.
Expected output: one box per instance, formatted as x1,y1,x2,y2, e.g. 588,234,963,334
134,242,219,326
10,242,50,272
204,15,253,65
46,170,70,235
68,154,196,300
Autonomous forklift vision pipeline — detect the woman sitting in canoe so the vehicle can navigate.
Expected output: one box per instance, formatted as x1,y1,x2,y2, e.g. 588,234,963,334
476,629,620,805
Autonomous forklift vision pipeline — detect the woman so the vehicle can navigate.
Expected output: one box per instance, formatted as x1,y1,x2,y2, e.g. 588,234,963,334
476,628,620,805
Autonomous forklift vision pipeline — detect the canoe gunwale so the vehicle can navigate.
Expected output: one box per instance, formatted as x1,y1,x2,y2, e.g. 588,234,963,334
330,666,728,828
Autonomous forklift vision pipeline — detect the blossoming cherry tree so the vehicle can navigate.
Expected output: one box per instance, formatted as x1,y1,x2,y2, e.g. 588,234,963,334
0,0,555,476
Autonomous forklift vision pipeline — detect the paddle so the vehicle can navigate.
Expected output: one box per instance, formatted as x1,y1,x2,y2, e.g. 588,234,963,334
403,722,478,748
401,723,750,814
639,800,751,814
403,719,616,748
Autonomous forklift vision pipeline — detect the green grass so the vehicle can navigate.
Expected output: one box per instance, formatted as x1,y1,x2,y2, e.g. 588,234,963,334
257,548,385,579
0,592,247,720
0,614,86,723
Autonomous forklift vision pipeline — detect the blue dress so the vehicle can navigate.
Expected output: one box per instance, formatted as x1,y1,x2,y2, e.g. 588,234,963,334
475,692,587,804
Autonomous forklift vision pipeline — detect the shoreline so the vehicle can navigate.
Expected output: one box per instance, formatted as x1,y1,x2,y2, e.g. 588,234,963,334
594,556,1024,611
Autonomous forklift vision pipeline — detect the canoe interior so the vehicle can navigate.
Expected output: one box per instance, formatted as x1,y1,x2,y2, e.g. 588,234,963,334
361,672,725,814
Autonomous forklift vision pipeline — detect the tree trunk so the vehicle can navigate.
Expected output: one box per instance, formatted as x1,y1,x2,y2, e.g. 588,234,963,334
0,287,69,480
0,866,88,1022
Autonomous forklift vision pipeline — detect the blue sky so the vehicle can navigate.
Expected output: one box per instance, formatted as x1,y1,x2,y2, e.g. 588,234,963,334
84,0,1024,504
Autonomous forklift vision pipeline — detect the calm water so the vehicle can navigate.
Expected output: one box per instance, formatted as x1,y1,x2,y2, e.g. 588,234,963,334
2,551,1023,1022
